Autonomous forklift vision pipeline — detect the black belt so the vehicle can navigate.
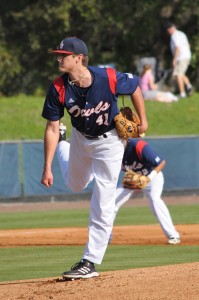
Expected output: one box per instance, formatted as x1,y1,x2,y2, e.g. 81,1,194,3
80,132,108,140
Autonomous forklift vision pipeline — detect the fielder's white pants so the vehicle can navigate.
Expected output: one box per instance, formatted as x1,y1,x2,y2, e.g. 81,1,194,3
57,127,125,264
114,172,180,239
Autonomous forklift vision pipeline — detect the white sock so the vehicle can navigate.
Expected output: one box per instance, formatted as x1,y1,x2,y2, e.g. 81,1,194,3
180,92,186,98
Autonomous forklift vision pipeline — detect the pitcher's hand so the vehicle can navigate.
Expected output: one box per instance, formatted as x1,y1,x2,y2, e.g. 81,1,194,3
41,170,53,187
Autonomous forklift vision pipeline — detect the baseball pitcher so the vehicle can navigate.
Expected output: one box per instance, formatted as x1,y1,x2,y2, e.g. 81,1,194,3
41,37,148,280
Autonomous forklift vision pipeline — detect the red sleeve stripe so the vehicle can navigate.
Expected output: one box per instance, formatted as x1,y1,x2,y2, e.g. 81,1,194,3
135,140,148,160
53,76,65,105
106,68,117,94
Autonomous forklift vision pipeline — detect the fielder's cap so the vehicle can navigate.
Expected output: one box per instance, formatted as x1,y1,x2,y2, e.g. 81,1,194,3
164,21,174,30
51,37,88,55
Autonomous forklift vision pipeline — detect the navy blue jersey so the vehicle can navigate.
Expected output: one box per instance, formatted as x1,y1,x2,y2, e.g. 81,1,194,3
42,66,139,136
122,139,164,175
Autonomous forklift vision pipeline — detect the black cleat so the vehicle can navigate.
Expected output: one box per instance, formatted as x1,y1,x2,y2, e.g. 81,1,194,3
62,259,99,280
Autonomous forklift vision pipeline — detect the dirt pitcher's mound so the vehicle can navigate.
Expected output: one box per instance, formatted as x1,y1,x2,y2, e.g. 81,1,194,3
0,224,198,246
0,262,198,300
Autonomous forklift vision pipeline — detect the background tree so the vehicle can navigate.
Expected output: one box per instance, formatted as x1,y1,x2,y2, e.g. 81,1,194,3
0,0,198,96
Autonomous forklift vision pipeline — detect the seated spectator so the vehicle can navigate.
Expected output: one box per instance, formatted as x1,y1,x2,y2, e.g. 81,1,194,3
140,64,178,102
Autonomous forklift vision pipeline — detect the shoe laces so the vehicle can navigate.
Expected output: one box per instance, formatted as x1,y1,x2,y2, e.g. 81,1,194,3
71,259,90,270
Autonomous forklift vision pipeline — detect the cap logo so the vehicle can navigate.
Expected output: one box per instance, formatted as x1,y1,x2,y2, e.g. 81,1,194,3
60,41,64,49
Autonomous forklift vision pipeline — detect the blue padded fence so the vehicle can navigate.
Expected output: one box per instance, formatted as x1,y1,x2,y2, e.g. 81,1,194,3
0,136,199,199
0,143,21,198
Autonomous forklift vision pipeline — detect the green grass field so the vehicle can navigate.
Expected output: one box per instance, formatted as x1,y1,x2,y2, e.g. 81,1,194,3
0,92,199,140
1,245,198,282
0,204,198,230
0,205,198,282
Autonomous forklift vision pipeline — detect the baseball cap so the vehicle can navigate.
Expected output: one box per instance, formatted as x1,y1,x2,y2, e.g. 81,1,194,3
51,37,88,55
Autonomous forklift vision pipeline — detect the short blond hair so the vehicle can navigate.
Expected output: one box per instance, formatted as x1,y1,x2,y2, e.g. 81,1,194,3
82,55,89,67
72,54,89,66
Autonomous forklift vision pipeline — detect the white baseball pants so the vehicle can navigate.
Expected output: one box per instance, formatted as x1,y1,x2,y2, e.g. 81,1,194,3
57,127,125,264
114,172,180,239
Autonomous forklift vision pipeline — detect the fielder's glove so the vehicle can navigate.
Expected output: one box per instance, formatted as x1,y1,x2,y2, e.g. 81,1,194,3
122,170,150,189
114,107,145,140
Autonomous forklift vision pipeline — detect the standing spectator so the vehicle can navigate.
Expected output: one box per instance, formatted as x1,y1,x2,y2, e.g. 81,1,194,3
165,22,193,98
41,36,148,280
140,64,178,102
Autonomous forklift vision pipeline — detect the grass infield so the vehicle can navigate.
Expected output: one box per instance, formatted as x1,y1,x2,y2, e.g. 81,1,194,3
0,245,199,282
0,204,198,282
0,204,198,230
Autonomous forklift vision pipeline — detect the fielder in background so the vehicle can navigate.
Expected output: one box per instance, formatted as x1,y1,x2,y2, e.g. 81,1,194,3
164,21,193,99
41,37,148,280
110,138,180,245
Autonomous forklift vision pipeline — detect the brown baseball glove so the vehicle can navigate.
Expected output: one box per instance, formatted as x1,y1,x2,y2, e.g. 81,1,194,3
122,170,150,189
114,106,145,140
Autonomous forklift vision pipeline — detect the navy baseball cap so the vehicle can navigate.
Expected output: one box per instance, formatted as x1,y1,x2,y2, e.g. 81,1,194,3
51,37,88,55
